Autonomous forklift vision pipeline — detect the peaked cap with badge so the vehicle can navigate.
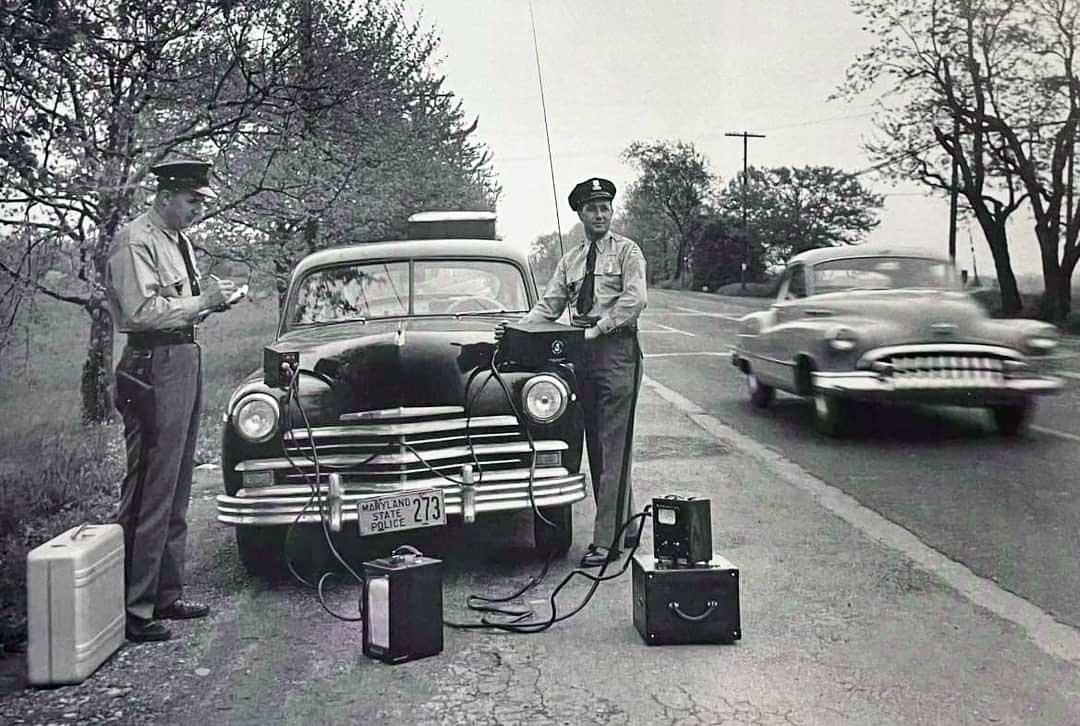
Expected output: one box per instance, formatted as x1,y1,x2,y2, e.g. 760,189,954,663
568,177,616,212
151,159,217,199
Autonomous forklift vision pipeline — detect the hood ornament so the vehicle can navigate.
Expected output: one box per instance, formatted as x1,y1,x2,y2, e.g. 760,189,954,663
395,321,406,347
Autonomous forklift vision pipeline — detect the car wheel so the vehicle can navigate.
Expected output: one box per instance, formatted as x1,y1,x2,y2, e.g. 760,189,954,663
991,400,1033,437
813,392,850,436
747,372,775,408
533,504,573,557
236,527,286,577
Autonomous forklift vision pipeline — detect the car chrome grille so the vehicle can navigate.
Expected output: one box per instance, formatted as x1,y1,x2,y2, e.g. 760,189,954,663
275,409,556,488
882,354,1007,387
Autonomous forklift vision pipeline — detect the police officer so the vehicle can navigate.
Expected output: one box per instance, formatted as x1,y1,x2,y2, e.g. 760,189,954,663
105,159,238,642
512,177,648,567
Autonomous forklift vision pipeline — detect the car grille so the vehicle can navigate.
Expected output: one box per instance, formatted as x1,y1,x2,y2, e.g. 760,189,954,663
882,353,1007,386
275,406,558,489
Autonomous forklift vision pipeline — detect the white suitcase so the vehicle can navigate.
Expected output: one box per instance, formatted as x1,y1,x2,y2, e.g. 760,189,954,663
27,523,125,686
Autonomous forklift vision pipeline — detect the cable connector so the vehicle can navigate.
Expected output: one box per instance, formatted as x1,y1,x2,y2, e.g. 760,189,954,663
461,464,477,524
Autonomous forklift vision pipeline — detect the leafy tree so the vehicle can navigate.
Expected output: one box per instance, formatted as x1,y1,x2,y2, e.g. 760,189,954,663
838,0,1080,320
687,215,754,291
716,165,884,269
620,140,715,285
0,0,498,421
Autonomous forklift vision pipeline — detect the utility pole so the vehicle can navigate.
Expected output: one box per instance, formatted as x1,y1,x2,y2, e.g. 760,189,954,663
947,115,960,263
725,131,766,290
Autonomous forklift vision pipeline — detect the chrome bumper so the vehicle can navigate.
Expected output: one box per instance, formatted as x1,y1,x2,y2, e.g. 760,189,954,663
812,370,1062,401
216,466,587,527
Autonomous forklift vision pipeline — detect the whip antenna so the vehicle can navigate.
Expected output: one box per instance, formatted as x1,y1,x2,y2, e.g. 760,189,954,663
529,1,564,256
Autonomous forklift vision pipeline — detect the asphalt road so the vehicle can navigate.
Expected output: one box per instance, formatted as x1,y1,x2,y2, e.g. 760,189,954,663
640,288,1080,630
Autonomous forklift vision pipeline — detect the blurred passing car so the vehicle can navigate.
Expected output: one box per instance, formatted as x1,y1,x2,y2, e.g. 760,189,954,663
217,212,586,574
731,246,1062,436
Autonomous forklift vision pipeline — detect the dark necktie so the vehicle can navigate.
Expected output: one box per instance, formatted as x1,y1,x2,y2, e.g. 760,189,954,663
576,241,597,315
178,232,201,296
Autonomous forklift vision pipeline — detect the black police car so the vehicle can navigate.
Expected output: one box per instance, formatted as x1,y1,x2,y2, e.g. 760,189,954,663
216,212,586,574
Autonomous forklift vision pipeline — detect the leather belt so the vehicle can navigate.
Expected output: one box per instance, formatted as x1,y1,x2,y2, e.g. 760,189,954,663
608,326,638,338
127,327,198,347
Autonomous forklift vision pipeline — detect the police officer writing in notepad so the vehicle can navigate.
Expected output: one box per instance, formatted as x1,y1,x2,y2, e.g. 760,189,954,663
508,177,648,567
105,159,238,642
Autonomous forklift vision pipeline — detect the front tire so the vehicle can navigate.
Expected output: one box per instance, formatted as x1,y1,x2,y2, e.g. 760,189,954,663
533,504,573,557
236,527,286,578
747,372,775,408
814,392,851,436
991,400,1033,437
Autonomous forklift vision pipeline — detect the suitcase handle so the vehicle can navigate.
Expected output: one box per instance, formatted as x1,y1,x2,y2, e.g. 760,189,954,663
668,600,719,622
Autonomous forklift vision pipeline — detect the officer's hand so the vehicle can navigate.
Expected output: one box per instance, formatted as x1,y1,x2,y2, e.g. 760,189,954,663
494,320,510,343
202,277,238,311
583,326,601,341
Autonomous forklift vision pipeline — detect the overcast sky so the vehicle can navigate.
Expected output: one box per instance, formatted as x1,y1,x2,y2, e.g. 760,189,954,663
400,0,1044,278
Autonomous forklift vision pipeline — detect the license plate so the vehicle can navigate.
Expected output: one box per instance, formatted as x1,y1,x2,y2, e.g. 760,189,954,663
357,489,446,536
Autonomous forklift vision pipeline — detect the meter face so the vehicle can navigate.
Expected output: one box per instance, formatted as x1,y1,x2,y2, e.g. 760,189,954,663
656,507,677,526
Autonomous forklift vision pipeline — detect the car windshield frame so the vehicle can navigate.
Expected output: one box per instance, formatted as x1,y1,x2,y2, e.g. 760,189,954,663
282,255,533,333
808,255,959,296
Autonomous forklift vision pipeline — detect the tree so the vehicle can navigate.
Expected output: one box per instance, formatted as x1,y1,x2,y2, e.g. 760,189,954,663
839,0,1080,321
0,0,499,421
687,215,752,291
715,166,884,269
620,140,715,285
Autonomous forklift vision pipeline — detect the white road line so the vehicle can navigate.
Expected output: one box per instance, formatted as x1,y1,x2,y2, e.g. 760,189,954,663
643,351,731,359
1030,424,1080,444
641,321,696,337
641,374,1080,666
667,305,745,321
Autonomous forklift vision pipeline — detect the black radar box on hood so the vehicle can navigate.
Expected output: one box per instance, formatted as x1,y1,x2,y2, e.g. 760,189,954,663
498,321,584,367
264,345,300,389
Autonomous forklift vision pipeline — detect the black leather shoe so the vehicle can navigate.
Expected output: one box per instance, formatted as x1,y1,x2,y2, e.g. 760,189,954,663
126,618,171,643
580,545,620,568
154,600,210,620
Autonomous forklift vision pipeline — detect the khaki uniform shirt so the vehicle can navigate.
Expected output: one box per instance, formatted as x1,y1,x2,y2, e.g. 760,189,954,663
106,208,204,332
523,231,648,334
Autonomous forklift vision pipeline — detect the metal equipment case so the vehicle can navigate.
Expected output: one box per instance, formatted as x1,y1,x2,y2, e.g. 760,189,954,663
27,524,125,685
362,551,443,664
632,553,741,645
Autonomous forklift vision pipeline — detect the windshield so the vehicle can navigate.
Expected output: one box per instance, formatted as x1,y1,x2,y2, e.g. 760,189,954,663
811,256,957,295
289,258,530,326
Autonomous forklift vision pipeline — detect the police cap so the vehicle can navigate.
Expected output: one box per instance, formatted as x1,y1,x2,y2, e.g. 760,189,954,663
568,177,616,212
151,159,217,199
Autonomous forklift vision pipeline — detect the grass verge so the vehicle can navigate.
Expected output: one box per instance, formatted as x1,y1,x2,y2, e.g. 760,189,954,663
0,295,277,649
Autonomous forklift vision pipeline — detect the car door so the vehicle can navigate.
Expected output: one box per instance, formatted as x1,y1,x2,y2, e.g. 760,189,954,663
755,264,808,387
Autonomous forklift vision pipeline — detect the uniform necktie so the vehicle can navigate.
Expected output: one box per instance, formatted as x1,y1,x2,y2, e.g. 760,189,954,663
178,232,201,296
576,241,598,315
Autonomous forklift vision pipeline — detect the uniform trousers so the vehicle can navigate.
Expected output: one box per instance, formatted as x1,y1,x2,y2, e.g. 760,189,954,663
114,342,202,621
579,331,643,550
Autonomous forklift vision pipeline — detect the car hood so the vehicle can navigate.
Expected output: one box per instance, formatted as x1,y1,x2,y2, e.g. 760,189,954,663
810,289,981,325
274,317,503,416
804,289,1037,351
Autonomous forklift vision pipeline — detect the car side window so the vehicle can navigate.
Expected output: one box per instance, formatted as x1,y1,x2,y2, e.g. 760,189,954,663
783,266,806,300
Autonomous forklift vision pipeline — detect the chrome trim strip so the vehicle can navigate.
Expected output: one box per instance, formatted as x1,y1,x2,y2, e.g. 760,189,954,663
732,349,796,368
858,344,1023,366
289,415,520,439
340,405,464,421
235,466,572,498
217,474,588,525
812,370,1061,394
235,439,568,471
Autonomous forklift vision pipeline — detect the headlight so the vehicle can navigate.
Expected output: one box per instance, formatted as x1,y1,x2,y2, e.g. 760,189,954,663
827,327,859,352
1026,334,1058,354
233,393,280,442
522,374,569,423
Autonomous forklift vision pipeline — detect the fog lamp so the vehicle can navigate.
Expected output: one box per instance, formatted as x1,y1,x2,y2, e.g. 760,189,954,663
241,470,274,488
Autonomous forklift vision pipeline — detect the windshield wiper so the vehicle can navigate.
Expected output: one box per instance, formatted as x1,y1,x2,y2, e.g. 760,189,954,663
453,308,529,318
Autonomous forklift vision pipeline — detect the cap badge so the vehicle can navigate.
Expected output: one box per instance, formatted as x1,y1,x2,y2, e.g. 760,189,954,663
592,179,601,190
